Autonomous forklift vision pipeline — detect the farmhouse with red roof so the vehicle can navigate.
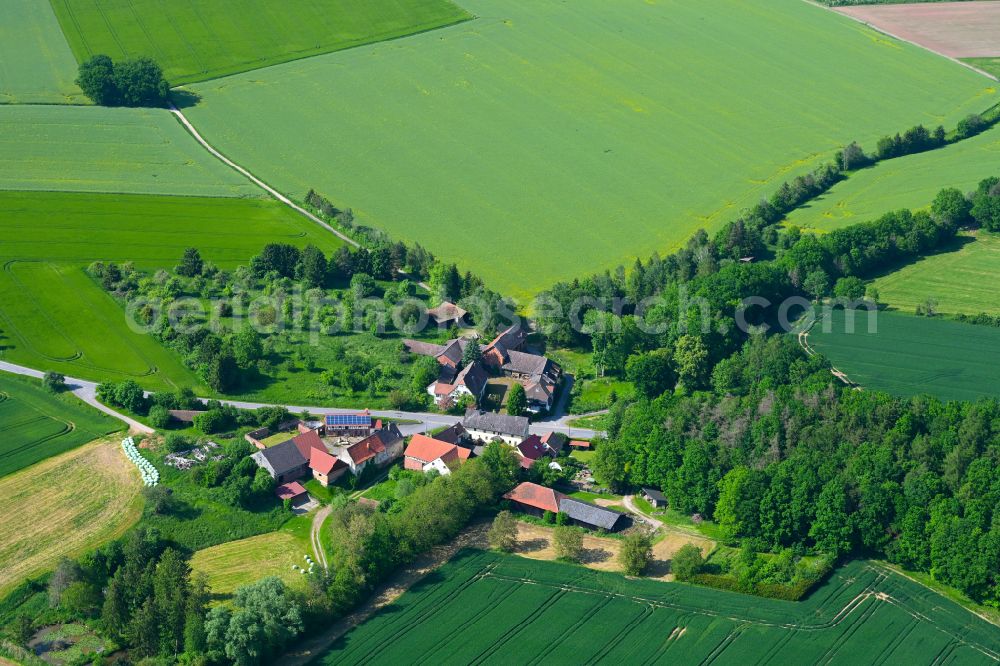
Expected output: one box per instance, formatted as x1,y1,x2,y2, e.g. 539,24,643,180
404,434,471,475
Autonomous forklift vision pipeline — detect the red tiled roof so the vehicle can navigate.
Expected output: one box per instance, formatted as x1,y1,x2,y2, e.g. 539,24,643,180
517,435,549,461
346,430,395,465
569,440,591,449
405,434,458,464
276,481,308,501
292,429,325,460
503,482,565,513
309,448,343,475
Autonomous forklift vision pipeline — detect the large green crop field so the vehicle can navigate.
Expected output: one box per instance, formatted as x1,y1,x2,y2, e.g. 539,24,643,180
0,371,122,477
0,105,259,197
0,191,344,390
0,0,84,104
48,0,471,85
806,309,1000,402
788,122,1000,232
321,550,1000,664
184,0,996,300
872,233,1000,316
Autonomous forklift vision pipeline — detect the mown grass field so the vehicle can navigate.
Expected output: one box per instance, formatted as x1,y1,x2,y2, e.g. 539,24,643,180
190,530,309,598
49,0,472,85
872,233,1000,316
0,191,344,391
0,437,142,597
185,0,996,300
0,0,84,104
320,550,1000,664
788,122,1000,232
807,309,1000,401
0,105,259,197
0,371,122,477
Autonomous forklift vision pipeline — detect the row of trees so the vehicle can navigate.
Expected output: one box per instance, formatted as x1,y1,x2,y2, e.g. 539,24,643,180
539,177,979,405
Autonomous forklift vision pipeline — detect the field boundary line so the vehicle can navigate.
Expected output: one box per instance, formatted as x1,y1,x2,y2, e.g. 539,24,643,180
872,561,1000,631
168,105,360,249
803,0,999,82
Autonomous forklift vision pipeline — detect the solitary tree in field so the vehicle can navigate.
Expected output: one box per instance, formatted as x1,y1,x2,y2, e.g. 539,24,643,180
506,382,527,416
553,526,583,562
618,532,653,576
488,510,518,552
76,55,118,105
671,543,704,580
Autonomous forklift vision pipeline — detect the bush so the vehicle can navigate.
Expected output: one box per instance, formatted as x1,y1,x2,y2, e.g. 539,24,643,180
42,372,66,393
193,409,229,434
148,404,172,429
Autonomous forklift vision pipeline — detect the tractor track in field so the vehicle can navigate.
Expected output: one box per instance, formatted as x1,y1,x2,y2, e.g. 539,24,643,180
169,104,433,290
168,105,360,250
797,313,863,391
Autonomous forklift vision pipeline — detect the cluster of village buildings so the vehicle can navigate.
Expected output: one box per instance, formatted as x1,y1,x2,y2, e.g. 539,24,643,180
404,317,562,414
247,409,627,531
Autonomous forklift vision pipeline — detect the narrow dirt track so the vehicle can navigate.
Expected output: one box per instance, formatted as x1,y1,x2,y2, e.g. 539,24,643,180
310,505,331,570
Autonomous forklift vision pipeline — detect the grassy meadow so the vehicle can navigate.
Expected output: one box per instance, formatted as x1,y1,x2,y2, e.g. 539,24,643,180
320,550,1000,664
0,371,123,477
807,309,1000,401
185,0,996,300
872,233,1000,316
0,437,142,597
0,191,344,391
0,0,84,104
190,530,309,598
48,0,471,85
0,105,259,197
788,122,1000,232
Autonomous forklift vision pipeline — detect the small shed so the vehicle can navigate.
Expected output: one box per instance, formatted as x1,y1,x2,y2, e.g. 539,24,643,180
642,487,667,509
275,481,309,507
569,440,591,450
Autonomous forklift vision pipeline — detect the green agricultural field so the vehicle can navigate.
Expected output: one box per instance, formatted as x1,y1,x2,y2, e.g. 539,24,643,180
787,122,1000,232
0,371,122,477
185,0,996,300
964,58,1000,80
0,105,259,197
48,0,471,85
0,191,344,391
805,309,1000,402
320,550,1000,664
0,0,84,104
872,233,1000,316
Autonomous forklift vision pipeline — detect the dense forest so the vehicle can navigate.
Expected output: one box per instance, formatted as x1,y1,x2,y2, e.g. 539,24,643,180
594,335,1000,605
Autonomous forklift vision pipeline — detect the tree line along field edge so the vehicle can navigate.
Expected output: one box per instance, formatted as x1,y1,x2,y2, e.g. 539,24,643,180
0,190,346,392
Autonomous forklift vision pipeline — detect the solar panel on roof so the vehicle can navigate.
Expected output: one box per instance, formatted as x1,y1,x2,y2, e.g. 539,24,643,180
325,414,372,426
